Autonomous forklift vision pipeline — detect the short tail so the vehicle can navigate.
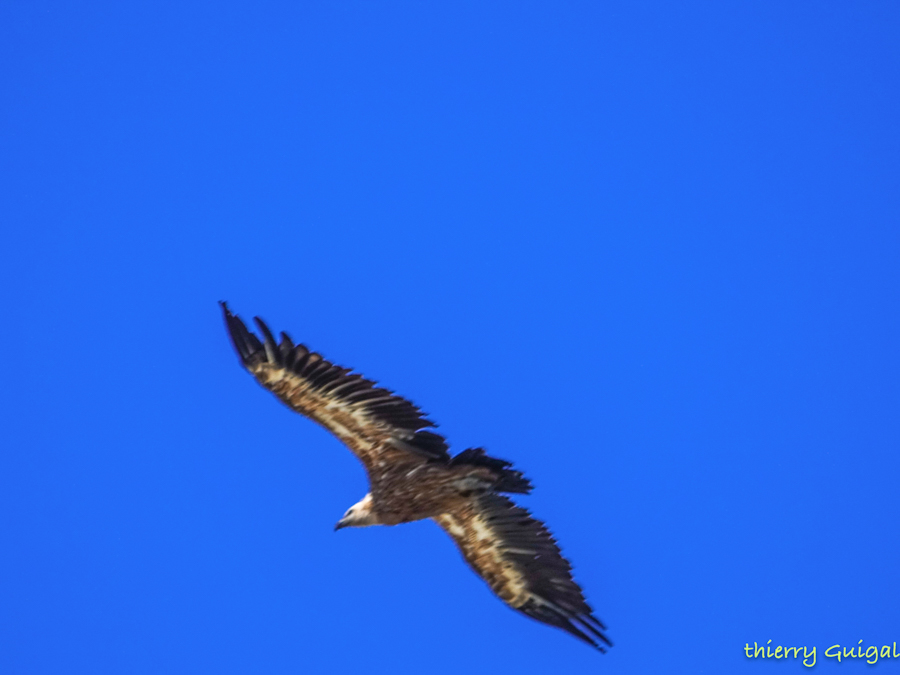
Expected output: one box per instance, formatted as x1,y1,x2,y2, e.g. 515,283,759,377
450,448,533,494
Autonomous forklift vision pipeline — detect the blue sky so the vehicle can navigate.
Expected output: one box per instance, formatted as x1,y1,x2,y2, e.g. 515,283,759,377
1,2,898,673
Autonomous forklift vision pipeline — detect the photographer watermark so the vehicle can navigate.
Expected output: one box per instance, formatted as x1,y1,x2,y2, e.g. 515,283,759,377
744,640,900,667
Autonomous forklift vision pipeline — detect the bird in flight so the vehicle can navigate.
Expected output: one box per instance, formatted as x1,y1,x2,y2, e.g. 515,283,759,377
221,302,611,651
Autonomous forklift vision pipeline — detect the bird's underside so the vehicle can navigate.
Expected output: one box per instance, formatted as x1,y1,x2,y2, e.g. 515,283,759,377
221,302,611,651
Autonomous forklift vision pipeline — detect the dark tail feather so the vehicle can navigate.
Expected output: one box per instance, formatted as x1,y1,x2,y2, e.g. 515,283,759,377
450,448,533,494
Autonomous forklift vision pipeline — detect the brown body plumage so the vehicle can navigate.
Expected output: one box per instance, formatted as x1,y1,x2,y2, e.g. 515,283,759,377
221,302,611,651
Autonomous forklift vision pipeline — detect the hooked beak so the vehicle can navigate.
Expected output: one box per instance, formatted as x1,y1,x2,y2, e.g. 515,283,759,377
334,520,347,532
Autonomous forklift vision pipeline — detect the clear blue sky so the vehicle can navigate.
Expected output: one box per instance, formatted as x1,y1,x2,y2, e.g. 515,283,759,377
1,2,898,673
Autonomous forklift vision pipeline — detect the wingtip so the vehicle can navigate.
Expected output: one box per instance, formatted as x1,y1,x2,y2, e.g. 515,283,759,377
570,620,611,653
579,614,613,650
254,316,276,347
253,316,282,364
220,301,238,326
221,303,265,365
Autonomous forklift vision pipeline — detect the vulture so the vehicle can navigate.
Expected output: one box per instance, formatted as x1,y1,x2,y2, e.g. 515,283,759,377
221,302,611,651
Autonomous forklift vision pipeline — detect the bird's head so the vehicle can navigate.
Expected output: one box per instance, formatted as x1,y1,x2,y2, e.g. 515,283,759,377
335,493,378,531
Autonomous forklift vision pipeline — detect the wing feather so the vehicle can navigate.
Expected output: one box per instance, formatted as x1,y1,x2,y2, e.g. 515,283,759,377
434,494,611,651
221,302,449,468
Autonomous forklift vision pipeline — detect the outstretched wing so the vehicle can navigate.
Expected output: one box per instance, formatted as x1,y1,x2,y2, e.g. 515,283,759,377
221,302,449,469
434,493,610,651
